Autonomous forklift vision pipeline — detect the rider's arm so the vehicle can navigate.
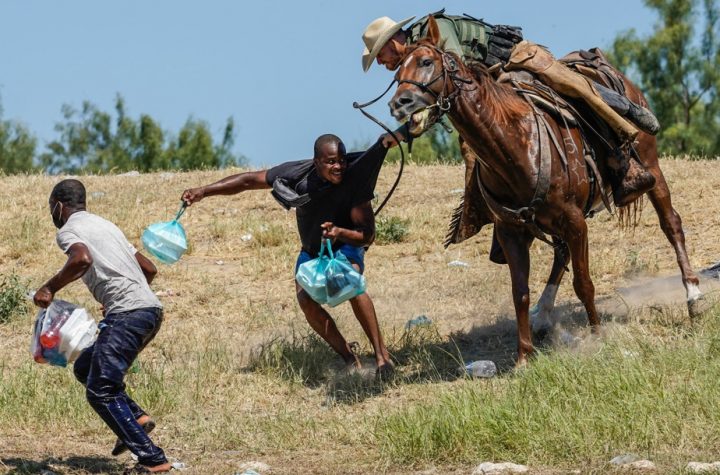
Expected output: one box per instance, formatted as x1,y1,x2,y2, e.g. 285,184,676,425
182,170,270,205
435,18,464,59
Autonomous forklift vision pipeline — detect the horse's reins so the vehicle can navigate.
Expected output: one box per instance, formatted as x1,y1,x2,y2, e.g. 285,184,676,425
353,81,412,216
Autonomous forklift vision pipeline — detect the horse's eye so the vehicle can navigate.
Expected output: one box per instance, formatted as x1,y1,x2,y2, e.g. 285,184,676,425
422,59,433,67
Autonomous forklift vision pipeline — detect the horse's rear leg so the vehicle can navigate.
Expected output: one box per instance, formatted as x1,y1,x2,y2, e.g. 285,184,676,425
496,224,535,366
531,238,570,334
645,167,706,316
564,213,601,330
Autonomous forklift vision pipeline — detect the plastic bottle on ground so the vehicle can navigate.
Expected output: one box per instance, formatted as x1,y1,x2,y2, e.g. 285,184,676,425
464,360,497,378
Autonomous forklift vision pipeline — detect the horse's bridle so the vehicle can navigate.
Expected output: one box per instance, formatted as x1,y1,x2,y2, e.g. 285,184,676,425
394,44,474,115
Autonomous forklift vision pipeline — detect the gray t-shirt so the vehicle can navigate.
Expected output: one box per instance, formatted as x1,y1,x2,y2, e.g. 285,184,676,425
56,211,162,315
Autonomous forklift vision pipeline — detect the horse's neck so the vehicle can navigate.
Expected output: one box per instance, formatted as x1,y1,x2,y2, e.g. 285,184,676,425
448,71,533,163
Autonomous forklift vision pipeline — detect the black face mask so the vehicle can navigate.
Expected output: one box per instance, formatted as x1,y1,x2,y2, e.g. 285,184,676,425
51,201,65,229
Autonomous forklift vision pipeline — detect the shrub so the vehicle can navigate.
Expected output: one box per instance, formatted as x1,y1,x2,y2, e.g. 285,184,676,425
375,216,410,244
0,273,29,324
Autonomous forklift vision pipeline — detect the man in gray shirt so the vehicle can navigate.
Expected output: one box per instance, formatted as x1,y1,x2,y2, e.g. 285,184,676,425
33,179,171,474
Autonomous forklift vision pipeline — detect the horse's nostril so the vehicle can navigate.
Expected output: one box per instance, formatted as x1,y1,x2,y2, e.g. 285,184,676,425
399,96,414,106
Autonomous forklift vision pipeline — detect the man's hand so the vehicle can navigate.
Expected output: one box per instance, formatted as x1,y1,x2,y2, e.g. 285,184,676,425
381,130,405,149
181,187,205,206
33,286,54,308
321,222,343,243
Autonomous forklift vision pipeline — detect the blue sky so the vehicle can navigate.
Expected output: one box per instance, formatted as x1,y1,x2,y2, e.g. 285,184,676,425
1,1,657,167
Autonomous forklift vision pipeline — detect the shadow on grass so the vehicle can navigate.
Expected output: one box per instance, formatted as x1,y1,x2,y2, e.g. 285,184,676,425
1,455,123,474
244,286,720,406
245,317,536,404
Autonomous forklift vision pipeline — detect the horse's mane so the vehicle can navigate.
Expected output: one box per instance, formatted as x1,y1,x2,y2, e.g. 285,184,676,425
406,40,530,125
464,61,530,125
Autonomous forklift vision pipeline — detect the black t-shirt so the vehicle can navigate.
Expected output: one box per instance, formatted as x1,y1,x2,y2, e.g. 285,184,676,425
265,139,388,255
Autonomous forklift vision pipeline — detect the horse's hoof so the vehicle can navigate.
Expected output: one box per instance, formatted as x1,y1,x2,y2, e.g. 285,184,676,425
688,296,714,319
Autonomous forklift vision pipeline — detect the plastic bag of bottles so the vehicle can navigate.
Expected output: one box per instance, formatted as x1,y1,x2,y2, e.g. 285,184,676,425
30,299,98,367
295,240,366,307
142,203,188,265
324,250,366,307
296,244,332,305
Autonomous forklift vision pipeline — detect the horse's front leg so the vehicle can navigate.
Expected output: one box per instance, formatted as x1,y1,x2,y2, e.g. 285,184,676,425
496,224,535,366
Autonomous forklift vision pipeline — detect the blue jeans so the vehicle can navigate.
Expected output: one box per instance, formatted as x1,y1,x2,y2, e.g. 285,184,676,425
295,244,366,274
73,307,167,467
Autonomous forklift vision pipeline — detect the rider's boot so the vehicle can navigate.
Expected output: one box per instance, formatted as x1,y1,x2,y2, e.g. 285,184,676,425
624,102,660,136
609,146,656,207
593,83,661,136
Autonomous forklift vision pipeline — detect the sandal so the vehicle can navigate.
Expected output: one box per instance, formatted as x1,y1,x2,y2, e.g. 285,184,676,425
123,463,173,474
112,418,156,456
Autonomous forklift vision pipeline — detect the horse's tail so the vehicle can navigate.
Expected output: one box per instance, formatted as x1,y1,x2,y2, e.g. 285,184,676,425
616,196,644,229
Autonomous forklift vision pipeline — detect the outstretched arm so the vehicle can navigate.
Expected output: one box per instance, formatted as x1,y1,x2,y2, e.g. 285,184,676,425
182,170,270,205
34,243,93,308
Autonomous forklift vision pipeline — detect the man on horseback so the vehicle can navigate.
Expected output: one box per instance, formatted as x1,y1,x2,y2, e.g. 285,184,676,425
361,10,660,211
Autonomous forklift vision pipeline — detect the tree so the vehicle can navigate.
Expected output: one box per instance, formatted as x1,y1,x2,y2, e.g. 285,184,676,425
609,0,720,156
385,121,463,164
0,96,37,174
41,94,248,172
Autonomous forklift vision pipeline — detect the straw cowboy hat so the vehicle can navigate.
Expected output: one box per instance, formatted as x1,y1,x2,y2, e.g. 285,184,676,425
361,15,415,72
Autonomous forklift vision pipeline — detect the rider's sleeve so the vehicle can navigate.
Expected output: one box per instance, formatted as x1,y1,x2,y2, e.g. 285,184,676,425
436,18,463,59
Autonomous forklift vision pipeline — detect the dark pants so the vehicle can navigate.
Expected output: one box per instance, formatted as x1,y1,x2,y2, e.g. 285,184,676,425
73,307,167,467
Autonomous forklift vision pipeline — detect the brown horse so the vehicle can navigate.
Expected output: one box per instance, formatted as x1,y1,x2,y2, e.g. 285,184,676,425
389,17,705,364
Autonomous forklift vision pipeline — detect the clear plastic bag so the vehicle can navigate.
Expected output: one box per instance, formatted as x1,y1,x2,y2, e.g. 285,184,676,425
324,250,366,307
295,240,366,307
31,299,98,367
142,203,188,265
296,244,332,305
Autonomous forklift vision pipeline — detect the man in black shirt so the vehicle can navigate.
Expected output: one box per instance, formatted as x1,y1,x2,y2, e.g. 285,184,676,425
181,132,402,376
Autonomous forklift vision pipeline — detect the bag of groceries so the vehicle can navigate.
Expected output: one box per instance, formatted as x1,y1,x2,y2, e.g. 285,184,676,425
295,240,366,307
31,299,98,367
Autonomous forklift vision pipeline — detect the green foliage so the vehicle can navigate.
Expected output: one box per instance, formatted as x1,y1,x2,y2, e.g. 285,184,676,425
608,0,720,156
40,94,248,173
386,122,462,164
376,306,720,466
375,216,410,244
0,97,37,174
0,273,29,324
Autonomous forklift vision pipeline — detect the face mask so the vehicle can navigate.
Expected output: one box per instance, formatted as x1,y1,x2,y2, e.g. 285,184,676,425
51,201,65,229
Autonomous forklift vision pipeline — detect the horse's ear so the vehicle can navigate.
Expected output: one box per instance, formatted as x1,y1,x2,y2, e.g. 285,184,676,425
425,15,440,45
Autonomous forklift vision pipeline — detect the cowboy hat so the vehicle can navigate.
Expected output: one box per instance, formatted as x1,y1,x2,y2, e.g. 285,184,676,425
361,15,415,72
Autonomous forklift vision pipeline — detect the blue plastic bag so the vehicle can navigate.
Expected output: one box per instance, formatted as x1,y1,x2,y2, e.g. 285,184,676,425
296,240,366,307
142,203,188,265
295,243,332,305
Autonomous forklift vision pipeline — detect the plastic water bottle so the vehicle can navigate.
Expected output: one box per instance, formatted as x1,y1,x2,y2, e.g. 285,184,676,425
40,310,70,349
464,360,497,378
405,315,432,329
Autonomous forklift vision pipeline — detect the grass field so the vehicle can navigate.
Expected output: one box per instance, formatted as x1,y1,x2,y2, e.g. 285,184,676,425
1,159,720,474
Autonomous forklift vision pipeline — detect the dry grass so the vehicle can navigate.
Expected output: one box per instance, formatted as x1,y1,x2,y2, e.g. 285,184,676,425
0,159,719,474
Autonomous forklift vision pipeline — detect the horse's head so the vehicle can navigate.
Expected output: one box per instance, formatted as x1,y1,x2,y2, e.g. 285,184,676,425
389,16,454,137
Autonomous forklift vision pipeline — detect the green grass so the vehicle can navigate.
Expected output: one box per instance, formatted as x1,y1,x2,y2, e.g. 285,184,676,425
375,216,410,244
375,305,720,470
0,272,30,324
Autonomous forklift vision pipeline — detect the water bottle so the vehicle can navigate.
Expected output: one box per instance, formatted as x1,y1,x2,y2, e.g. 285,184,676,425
405,315,432,329
464,360,497,378
40,310,70,349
